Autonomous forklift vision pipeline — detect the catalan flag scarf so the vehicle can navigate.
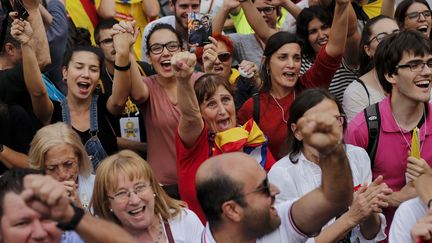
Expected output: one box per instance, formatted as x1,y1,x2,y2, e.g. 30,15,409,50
209,119,270,168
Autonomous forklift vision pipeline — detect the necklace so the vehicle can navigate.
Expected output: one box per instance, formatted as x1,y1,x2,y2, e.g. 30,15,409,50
106,68,113,82
153,217,164,243
391,108,427,152
270,91,296,124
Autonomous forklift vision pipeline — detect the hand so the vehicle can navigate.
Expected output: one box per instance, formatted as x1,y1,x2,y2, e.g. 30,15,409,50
223,0,241,10
296,112,343,154
10,17,33,45
411,209,432,242
202,36,218,73
407,155,432,181
346,176,391,224
62,180,80,205
23,0,40,10
171,51,197,82
112,20,137,54
238,60,259,78
387,182,417,207
21,174,73,223
264,0,288,6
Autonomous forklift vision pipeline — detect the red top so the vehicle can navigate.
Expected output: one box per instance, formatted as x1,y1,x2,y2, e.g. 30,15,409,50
176,125,275,223
237,46,343,159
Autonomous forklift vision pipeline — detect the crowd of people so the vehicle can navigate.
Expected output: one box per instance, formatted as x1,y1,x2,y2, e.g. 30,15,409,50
1,0,432,242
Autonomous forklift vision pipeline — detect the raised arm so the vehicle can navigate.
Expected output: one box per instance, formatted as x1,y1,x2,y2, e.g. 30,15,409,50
10,17,53,125
324,0,349,57
97,0,115,19
240,0,278,42
22,174,136,243
266,0,302,20
381,0,395,17
142,0,160,20
343,2,361,68
24,0,51,67
0,146,29,168
291,112,353,235
172,52,204,148
106,21,134,115
212,0,241,35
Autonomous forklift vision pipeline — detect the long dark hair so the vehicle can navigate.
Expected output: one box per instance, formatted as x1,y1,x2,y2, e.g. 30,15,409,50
395,0,431,29
296,6,332,59
283,88,345,163
260,32,303,93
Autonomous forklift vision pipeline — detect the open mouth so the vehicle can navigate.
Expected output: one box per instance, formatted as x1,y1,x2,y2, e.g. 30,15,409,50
317,39,328,46
282,71,296,79
415,80,430,88
160,60,172,72
214,66,223,72
77,82,91,93
128,206,146,216
217,118,231,131
417,25,429,33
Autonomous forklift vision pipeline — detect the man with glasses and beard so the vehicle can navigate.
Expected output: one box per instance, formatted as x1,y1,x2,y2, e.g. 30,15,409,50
196,111,354,242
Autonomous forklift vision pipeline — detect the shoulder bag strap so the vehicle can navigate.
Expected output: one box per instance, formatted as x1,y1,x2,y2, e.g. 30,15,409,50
364,103,381,168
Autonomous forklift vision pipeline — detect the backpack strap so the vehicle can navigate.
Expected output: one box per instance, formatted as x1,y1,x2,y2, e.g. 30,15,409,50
364,103,381,169
355,78,371,106
252,93,260,124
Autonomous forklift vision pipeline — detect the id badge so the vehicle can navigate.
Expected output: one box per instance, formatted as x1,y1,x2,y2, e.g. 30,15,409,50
119,117,141,142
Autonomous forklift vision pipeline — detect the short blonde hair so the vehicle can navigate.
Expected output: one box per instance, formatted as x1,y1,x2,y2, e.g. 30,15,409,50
91,150,184,224
28,122,92,177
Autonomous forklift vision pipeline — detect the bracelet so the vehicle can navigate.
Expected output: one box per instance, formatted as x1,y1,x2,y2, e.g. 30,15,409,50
114,62,131,71
57,203,85,231
428,198,432,209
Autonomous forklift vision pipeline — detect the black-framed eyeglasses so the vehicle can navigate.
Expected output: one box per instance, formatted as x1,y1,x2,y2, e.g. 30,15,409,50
231,177,271,201
149,41,180,55
406,10,432,20
257,7,275,15
368,30,399,45
395,60,432,72
97,38,113,46
217,52,232,62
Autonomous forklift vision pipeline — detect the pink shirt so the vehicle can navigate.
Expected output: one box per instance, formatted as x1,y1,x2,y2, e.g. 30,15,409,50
143,73,202,185
345,97,432,236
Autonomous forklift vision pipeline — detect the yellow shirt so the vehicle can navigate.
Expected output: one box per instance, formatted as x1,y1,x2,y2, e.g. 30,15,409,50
115,0,152,60
230,8,288,34
66,0,101,44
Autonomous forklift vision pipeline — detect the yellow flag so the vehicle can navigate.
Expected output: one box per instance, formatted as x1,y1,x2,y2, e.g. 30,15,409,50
411,127,420,159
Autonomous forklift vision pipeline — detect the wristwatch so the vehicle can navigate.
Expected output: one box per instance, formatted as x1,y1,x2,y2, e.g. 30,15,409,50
56,203,85,231
0,144,4,153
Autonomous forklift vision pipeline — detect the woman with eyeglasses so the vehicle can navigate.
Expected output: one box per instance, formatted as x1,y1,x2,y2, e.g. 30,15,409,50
11,19,136,169
28,122,95,211
343,16,400,121
91,150,203,243
195,34,261,110
237,0,350,160
132,23,203,199
268,88,390,242
395,0,432,38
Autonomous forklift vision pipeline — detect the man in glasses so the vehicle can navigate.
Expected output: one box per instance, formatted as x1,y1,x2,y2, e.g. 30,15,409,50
196,112,354,242
141,0,200,61
346,30,432,236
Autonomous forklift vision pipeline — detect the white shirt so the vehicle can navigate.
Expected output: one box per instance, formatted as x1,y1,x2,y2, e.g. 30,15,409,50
389,197,428,243
268,144,386,242
167,208,204,243
201,200,309,243
281,0,309,33
77,174,95,211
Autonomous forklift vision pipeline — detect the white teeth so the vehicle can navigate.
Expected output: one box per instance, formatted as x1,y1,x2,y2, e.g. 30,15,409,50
417,81,430,85
418,26,428,32
129,207,144,214
161,60,171,64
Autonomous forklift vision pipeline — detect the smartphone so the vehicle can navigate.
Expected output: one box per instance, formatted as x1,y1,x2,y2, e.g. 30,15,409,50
13,0,29,20
187,13,212,47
